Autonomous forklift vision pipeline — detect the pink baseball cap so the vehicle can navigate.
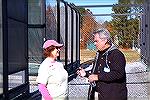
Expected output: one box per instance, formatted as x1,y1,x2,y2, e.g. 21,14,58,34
43,40,63,49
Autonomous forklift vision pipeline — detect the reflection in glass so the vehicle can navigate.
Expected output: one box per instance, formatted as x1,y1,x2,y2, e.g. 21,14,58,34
28,0,45,24
60,2,65,65
46,0,57,40
8,71,25,90
28,28,44,64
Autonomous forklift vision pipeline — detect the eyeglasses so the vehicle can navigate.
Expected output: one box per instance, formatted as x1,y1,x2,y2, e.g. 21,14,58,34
56,48,60,53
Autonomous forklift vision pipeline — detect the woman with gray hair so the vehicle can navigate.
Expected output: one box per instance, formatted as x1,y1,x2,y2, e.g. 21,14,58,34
77,28,127,100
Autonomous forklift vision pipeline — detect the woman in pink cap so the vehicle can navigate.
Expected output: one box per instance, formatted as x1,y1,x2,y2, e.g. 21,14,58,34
36,40,68,100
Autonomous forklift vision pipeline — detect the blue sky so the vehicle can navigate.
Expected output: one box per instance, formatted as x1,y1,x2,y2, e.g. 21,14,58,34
65,0,118,22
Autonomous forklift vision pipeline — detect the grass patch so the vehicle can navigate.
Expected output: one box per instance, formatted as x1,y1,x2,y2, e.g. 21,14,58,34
120,49,140,63
80,49,140,63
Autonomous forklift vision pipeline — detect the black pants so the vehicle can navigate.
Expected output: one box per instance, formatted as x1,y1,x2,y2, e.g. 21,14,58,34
88,86,96,100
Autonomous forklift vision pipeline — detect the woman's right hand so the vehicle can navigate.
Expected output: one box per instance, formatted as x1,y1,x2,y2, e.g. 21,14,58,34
76,67,86,77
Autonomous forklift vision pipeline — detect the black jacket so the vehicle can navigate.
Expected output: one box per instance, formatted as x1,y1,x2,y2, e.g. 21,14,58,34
89,44,127,100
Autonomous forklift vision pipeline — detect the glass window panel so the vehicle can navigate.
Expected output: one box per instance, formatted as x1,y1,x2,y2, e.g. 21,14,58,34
28,28,44,93
28,27,43,95
28,28,44,64
73,10,77,62
0,0,3,94
29,63,39,93
7,0,27,22
46,0,57,40
60,2,65,65
67,6,71,64
8,19,27,74
28,0,45,24
8,71,25,90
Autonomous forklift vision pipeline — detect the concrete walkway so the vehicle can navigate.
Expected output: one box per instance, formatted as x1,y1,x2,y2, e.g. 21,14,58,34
28,61,150,99
68,61,150,100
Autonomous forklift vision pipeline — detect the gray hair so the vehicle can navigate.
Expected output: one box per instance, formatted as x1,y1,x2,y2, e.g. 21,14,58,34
93,28,112,44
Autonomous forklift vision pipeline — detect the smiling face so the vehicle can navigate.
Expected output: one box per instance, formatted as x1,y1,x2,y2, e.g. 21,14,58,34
43,45,62,60
94,33,108,51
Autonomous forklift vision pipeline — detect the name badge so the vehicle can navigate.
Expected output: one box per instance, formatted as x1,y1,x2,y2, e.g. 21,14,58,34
104,67,110,72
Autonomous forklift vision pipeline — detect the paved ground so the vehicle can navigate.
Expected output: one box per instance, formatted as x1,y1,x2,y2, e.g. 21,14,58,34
3,61,149,99
28,61,150,100
68,61,150,100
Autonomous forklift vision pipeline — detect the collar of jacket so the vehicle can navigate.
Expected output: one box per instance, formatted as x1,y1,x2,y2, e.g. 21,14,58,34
102,43,117,56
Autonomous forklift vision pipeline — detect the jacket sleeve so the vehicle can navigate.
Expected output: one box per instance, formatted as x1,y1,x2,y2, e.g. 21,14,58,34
98,50,126,82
